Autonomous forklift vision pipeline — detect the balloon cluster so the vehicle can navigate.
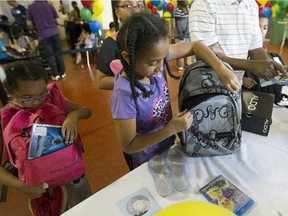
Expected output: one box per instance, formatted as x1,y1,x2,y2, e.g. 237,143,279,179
257,0,288,19
145,0,193,21
79,0,103,33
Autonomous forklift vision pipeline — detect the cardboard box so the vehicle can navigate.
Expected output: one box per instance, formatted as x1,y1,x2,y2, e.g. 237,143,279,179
241,91,275,136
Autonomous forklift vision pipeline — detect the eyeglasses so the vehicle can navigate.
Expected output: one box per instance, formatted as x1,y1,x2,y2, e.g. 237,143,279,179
117,3,145,11
11,89,49,105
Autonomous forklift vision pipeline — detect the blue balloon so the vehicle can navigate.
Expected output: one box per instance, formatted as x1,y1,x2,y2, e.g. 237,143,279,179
261,7,272,20
89,20,101,33
162,2,168,11
152,0,161,6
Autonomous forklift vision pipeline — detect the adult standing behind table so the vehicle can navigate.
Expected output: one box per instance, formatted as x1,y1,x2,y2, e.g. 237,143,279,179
96,0,146,90
189,0,288,82
174,0,190,70
7,0,27,30
27,0,66,81
67,1,82,50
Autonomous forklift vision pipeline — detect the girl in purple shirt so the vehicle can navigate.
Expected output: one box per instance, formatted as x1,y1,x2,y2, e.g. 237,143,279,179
111,12,240,170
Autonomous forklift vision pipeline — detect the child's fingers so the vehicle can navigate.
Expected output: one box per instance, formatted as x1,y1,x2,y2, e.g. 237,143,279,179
175,109,188,117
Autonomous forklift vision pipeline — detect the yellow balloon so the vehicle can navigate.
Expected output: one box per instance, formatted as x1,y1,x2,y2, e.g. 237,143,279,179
188,0,193,5
155,202,236,216
163,11,171,22
92,0,104,17
271,4,279,18
170,0,174,4
144,0,150,6
257,0,268,6
92,14,102,24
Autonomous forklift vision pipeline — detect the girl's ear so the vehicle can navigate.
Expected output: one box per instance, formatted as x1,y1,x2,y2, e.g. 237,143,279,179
121,51,129,63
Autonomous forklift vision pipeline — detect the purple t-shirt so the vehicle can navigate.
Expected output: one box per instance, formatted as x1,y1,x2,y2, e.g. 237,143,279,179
111,72,175,164
27,1,59,40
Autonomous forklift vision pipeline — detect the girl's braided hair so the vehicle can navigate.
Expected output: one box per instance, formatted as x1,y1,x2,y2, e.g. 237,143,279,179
116,12,179,99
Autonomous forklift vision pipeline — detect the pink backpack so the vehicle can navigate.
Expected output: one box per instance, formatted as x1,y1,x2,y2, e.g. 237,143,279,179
1,83,85,187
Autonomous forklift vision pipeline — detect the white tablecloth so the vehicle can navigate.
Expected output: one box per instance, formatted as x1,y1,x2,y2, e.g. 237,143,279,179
62,107,288,216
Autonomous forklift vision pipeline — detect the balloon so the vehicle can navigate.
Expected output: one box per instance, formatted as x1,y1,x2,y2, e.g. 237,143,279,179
147,1,153,9
261,7,272,19
163,11,171,21
257,0,268,6
152,0,160,7
89,20,101,33
188,0,193,5
277,0,288,9
167,2,174,12
265,2,272,8
269,0,278,6
81,0,92,9
144,0,150,5
157,2,162,11
92,0,104,17
92,14,102,23
162,2,168,11
271,4,279,18
151,7,157,14
80,8,92,22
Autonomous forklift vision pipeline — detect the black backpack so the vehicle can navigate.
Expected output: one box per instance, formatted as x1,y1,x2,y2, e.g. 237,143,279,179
178,61,242,156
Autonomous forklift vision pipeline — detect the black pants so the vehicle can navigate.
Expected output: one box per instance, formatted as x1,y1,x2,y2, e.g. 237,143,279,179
39,34,65,77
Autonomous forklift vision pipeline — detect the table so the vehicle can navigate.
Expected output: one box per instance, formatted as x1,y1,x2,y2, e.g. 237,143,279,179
62,107,288,216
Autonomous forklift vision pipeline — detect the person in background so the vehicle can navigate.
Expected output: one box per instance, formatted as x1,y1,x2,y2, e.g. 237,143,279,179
96,0,146,90
189,0,287,83
0,28,21,61
75,23,94,64
67,1,82,50
0,61,92,215
111,12,240,170
174,0,190,70
27,0,66,81
7,0,27,30
243,13,269,89
105,21,116,39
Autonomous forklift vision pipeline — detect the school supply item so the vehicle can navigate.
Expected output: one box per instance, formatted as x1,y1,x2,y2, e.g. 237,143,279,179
241,90,275,136
259,53,287,87
166,149,189,192
1,83,85,187
258,53,288,105
178,61,242,156
148,156,173,197
28,124,71,160
199,175,255,216
117,187,161,216
155,201,235,216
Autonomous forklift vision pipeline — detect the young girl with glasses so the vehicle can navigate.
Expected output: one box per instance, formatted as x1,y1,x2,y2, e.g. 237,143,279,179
111,12,240,170
96,0,145,90
0,61,92,215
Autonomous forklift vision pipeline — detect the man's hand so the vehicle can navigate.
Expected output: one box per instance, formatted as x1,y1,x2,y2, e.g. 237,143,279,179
251,60,288,80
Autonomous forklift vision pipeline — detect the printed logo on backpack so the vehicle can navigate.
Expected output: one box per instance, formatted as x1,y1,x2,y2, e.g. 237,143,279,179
178,61,242,156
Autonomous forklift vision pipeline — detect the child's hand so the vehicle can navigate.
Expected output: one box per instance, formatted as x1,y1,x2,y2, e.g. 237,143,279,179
216,65,240,94
243,77,257,89
168,110,193,134
21,182,47,199
61,111,79,144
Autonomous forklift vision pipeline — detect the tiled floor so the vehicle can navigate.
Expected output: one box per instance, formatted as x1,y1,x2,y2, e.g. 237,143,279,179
0,42,287,216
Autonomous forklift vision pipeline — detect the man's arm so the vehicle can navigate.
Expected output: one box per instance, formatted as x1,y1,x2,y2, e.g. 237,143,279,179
217,50,288,80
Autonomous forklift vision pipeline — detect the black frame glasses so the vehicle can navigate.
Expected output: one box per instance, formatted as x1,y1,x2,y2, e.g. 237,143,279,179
11,89,49,105
117,3,145,10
